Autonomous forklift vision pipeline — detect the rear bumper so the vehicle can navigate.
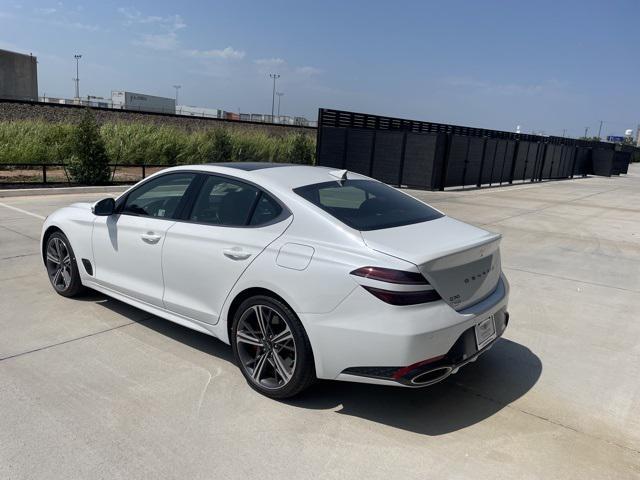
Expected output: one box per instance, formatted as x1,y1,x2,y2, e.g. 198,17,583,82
341,310,508,387
301,274,509,383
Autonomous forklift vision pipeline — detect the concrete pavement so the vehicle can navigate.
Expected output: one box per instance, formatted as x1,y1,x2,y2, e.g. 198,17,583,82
0,168,639,479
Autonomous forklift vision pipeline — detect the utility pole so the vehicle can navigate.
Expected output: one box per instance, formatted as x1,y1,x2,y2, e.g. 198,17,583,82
172,85,181,106
276,92,284,118
597,120,604,140
584,127,589,139
269,73,280,122
73,54,82,100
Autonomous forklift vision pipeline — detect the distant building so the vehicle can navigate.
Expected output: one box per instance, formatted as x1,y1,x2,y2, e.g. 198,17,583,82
111,90,175,114
0,49,38,101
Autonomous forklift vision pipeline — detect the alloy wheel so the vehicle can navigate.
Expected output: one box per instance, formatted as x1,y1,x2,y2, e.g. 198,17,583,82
235,304,297,390
46,237,72,291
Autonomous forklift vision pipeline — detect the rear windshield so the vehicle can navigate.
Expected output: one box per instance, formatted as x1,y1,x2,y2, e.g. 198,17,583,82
293,179,443,231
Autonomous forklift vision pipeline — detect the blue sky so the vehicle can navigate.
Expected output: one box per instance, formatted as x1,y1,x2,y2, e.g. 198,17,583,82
1,0,638,137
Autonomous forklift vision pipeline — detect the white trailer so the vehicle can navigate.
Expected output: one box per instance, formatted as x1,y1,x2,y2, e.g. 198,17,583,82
176,105,223,118
111,91,176,114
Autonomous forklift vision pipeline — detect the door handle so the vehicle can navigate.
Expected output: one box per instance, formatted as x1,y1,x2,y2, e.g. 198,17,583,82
223,248,252,260
140,232,162,244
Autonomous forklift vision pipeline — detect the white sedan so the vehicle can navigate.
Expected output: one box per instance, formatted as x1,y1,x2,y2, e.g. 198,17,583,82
41,163,509,398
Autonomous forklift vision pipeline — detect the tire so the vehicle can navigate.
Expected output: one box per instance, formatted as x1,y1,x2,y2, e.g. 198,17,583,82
44,231,85,298
231,295,315,399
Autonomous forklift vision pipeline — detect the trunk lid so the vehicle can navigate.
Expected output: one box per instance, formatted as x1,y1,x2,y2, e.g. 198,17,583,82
360,216,502,310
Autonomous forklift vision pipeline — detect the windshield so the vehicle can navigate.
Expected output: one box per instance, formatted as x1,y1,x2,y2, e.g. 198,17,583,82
293,179,443,231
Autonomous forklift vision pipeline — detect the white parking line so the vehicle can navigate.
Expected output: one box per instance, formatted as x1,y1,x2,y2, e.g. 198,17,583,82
0,202,46,220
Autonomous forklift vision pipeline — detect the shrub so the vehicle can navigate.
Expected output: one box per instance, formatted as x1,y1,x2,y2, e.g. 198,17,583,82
285,133,315,164
0,118,317,169
101,123,189,165
213,128,234,162
67,109,111,185
0,121,74,164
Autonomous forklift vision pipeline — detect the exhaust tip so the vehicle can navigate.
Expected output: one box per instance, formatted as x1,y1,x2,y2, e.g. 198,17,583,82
410,366,453,386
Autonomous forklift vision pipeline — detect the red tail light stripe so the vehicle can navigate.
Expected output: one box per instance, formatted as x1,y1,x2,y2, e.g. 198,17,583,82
350,266,429,285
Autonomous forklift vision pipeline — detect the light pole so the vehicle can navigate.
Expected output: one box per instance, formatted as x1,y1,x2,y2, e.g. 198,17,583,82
276,92,284,119
597,120,604,140
73,54,82,100
269,73,280,122
584,127,589,139
173,85,181,106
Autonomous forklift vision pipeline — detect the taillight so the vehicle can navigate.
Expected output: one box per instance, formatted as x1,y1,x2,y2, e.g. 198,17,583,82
362,286,441,305
350,266,441,306
350,266,428,285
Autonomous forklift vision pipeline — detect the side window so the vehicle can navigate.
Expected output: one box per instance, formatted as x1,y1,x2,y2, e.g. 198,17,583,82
190,176,260,226
249,193,283,225
122,173,195,218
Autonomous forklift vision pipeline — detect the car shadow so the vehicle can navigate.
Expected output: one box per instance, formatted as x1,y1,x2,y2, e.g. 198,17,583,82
285,339,541,435
88,292,541,436
82,291,235,364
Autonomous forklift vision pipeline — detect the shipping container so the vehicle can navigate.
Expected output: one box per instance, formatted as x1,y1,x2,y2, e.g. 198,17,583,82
177,105,223,118
111,90,176,114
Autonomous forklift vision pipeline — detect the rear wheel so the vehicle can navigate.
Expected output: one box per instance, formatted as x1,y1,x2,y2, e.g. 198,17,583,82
231,295,315,399
45,232,84,297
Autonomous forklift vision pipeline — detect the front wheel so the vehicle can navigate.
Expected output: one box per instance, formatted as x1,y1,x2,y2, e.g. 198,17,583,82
45,231,85,297
231,295,315,399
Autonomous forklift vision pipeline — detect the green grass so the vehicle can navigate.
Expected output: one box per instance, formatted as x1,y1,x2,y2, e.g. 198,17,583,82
0,120,316,166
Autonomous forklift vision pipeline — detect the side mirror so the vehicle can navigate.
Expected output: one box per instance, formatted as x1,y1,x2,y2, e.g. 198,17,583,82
92,197,116,216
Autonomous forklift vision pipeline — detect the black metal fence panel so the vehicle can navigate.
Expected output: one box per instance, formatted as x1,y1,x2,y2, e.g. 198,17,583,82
619,152,631,174
317,126,345,169
512,141,529,182
371,131,405,185
444,136,468,187
345,129,374,174
612,152,630,175
573,147,591,176
317,108,633,190
592,149,614,176
541,144,556,179
501,140,517,184
491,140,509,184
563,147,577,178
464,137,485,186
480,138,497,185
524,142,539,180
401,132,440,189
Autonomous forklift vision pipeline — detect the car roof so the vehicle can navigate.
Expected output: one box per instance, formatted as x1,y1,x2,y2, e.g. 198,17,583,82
165,162,373,190
208,162,298,171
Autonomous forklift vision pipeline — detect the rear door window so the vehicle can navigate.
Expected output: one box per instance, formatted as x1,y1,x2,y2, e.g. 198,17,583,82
189,175,284,227
294,179,443,231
